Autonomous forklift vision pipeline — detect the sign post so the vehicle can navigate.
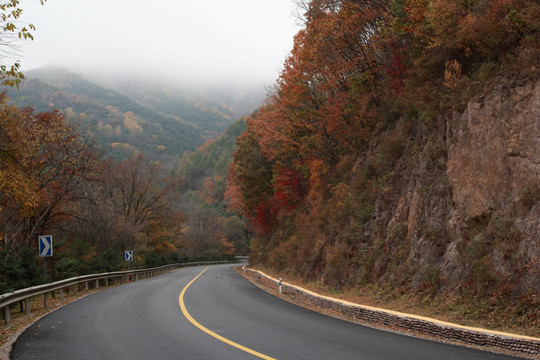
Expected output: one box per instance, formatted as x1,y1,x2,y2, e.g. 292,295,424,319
125,250,133,270
39,235,53,277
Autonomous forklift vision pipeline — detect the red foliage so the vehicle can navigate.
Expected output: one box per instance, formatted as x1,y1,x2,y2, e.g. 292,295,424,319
228,0,539,257
272,168,308,211
251,201,275,235
384,39,409,93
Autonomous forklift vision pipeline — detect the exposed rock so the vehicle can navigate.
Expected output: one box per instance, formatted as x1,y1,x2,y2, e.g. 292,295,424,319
369,77,540,295
447,79,539,220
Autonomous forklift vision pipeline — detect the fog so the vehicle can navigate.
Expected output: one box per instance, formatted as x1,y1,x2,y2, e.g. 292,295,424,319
18,0,301,89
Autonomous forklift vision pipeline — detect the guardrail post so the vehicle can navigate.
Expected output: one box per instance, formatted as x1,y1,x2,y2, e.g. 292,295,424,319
25,298,31,315
73,284,78,296
3,305,10,325
95,279,99,289
60,288,64,302
85,281,88,292
44,292,49,310
105,278,109,287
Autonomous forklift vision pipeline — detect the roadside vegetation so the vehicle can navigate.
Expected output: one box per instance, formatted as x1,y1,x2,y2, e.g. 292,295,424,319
227,0,539,334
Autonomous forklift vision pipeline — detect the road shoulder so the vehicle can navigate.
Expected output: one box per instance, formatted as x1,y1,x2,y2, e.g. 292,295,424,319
236,266,539,360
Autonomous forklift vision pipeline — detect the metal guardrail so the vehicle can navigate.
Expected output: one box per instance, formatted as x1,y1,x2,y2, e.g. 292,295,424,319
0,260,244,325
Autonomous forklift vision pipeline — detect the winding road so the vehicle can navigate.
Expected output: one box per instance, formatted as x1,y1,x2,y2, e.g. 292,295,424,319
11,265,522,359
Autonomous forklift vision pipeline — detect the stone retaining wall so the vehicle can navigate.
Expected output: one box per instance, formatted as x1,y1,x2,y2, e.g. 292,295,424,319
245,268,540,359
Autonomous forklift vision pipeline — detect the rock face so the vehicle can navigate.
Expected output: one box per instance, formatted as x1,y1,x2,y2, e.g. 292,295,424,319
365,77,539,297
444,78,539,292
447,79,539,220
260,75,539,306
375,77,540,297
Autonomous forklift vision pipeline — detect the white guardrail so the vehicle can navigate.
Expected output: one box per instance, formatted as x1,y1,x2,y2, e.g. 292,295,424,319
1,259,248,325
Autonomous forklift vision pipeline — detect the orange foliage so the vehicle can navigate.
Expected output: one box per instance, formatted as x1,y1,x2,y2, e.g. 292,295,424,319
1,97,100,249
224,162,245,214
228,0,539,263
221,234,236,255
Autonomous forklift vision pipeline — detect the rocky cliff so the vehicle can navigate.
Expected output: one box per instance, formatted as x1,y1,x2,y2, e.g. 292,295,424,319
368,76,539,300
250,74,540,306
445,77,539,295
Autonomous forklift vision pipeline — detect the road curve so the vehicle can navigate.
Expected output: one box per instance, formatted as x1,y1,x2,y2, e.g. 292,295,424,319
11,265,523,359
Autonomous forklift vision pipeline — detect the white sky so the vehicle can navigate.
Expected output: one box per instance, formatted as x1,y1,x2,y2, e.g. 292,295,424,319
17,0,301,87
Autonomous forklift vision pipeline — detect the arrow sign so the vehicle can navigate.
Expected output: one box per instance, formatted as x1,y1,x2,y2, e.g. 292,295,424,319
39,235,53,257
125,250,133,262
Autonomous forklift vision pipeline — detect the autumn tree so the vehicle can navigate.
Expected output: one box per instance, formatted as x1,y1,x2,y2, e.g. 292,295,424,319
182,207,225,258
0,95,38,215
0,0,46,87
0,95,100,290
227,0,396,235
70,154,184,256
227,0,540,313
0,96,100,251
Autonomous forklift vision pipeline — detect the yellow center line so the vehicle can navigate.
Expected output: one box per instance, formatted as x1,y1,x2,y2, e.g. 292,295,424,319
179,267,277,360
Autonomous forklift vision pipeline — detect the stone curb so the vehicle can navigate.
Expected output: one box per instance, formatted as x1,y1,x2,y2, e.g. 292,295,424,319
245,268,540,358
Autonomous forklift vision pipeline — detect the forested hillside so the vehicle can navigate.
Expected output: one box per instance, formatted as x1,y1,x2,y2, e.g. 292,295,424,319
227,0,539,334
176,118,250,257
2,0,538,336
0,91,190,292
1,65,258,292
7,67,248,166
94,76,264,136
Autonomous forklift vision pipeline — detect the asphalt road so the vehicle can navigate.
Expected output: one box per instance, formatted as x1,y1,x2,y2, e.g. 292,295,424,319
11,265,523,359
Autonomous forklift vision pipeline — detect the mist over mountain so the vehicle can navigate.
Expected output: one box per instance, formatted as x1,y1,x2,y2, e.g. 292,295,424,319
87,72,266,133
7,66,264,166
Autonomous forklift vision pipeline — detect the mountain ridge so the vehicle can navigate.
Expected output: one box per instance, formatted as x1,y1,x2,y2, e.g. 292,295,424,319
8,66,261,166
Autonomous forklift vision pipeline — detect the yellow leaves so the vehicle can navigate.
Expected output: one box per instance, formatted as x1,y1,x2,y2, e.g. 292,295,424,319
220,233,236,255
1,94,101,243
0,165,38,214
153,240,178,254
97,121,114,134
123,111,143,134
111,142,135,154
0,63,24,88
443,59,462,88
307,158,329,202
4,22,16,31
0,0,41,49
0,97,40,212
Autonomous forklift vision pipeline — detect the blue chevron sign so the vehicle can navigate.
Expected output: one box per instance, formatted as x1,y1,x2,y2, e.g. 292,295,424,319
39,235,53,257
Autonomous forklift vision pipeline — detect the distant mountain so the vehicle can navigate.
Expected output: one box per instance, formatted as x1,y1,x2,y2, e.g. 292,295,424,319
7,67,262,166
90,74,265,138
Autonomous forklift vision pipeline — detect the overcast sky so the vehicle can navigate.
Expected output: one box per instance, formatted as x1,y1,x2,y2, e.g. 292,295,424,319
18,0,301,88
